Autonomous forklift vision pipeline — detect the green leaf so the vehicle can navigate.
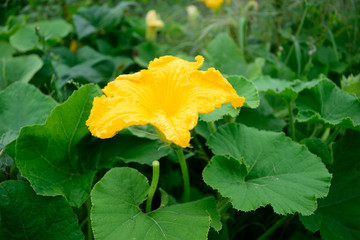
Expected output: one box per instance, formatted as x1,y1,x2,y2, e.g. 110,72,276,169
296,79,360,130
134,41,169,68
199,75,259,122
199,103,240,122
237,94,286,132
0,82,57,150
10,19,72,52
204,33,246,76
341,74,360,98
300,138,332,165
0,41,15,58
253,76,299,102
15,84,101,207
204,123,331,215
0,180,83,240
301,130,360,240
73,2,135,39
91,167,221,240
228,75,259,108
0,55,43,90
81,134,171,167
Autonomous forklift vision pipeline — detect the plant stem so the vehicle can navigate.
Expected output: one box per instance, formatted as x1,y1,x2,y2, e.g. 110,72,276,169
146,161,160,213
287,101,296,140
85,198,93,240
208,122,216,134
320,127,330,142
220,219,230,240
325,127,341,146
175,147,190,202
257,215,292,240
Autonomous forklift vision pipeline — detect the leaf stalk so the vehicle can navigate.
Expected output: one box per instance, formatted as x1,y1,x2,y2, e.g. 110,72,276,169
146,160,160,213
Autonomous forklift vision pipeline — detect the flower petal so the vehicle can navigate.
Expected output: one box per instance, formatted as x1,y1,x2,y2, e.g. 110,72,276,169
86,55,245,148
187,67,245,114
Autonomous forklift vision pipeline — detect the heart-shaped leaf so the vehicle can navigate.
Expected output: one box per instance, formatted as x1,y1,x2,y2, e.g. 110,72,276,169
0,82,56,150
91,167,221,240
204,123,331,215
16,84,101,207
0,180,83,240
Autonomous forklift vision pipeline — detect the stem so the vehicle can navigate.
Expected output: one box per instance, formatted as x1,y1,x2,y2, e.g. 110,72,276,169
220,219,230,240
325,127,341,146
320,127,330,142
257,215,292,240
85,198,93,240
287,101,296,140
207,122,216,134
175,147,190,202
146,161,160,213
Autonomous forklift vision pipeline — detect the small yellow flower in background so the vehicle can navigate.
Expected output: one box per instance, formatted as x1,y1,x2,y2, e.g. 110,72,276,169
186,5,199,18
145,10,164,41
203,0,224,10
86,56,245,148
69,39,82,53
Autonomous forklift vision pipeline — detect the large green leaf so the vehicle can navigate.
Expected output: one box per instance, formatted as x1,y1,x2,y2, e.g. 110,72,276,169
0,180,83,240
199,75,259,122
301,130,360,240
204,123,331,215
10,19,72,52
91,167,221,240
15,84,101,207
0,82,57,150
0,55,43,89
296,79,360,130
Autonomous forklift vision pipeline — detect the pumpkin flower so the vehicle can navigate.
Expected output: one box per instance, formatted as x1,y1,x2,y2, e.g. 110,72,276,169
145,10,164,41
203,0,224,10
86,55,245,148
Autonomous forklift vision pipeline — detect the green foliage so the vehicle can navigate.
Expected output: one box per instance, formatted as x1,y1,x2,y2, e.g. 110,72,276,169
0,82,56,150
10,19,72,52
0,0,359,239
0,180,83,240
204,123,331,215
296,79,360,130
91,167,220,240
301,130,360,240
0,55,43,89
73,2,135,39
200,75,259,122
15,84,101,207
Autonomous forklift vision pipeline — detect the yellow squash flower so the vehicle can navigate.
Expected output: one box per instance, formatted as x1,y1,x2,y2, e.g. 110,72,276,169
203,0,224,10
145,10,164,41
86,56,245,148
